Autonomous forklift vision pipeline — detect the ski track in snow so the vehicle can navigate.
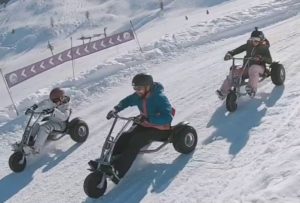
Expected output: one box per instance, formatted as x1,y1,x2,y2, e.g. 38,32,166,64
0,0,300,202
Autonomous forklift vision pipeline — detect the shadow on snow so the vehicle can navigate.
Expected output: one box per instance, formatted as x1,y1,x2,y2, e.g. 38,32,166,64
85,152,193,203
0,142,81,202
204,86,284,157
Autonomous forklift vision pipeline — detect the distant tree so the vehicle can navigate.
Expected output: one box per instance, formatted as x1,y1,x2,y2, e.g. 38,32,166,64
50,17,54,27
104,27,107,38
0,0,10,7
85,11,90,20
47,41,54,55
79,35,86,44
160,0,163,11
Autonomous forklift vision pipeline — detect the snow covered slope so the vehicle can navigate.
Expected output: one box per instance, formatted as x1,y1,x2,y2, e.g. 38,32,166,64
0,0,300,202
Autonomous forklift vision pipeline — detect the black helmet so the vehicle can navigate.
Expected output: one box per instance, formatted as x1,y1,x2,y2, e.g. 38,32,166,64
132,73,154,87
251,27,265,40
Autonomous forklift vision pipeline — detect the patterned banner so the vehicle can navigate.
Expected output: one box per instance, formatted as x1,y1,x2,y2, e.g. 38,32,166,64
5,30,135,88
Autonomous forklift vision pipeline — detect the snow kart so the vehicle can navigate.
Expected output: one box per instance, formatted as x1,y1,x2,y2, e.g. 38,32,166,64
8,108,89,173
225,57,285,112
83,113,197,198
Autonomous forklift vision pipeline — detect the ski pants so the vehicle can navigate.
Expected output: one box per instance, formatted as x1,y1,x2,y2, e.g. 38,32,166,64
220,64,265,95
34,120,66,151
112,125,171,178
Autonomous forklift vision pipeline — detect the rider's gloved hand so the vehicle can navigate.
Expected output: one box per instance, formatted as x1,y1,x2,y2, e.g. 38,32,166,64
133,115,147,124
106,109,117,120
224,52,233,61
253,55,262,62
25,104,39,115
25,108,33,115
31,104,38,110
42,108,54,115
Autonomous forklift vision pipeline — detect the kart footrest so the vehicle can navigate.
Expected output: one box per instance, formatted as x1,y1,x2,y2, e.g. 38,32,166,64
139,141,168,154
48,133,67,141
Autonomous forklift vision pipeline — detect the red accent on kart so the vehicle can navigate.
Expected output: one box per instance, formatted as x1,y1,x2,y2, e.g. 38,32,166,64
171,107,176,116
142,98,148,117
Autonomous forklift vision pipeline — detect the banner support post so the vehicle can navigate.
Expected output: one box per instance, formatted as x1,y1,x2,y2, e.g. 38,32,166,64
70,37,75,80
130,20,143,53
0,68,19,116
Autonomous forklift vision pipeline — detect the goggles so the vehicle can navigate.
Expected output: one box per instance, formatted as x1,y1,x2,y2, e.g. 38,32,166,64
249,37,261,43
52,96,64,103
133,86,144,91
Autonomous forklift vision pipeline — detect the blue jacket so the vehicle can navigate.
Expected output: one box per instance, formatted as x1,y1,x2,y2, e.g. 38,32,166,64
114,82,173,127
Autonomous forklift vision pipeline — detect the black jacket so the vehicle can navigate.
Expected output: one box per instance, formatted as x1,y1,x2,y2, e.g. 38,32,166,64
229,40,272,67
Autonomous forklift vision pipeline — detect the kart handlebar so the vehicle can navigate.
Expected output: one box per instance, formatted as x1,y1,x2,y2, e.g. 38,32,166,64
113,114,135,121
25,110,52,116
232,57,257,61
111,113,146,124
232,57,243,60
33,111,45,114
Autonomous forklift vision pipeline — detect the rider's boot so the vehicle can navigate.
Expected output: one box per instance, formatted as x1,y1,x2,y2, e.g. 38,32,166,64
88,160,99,171
245,85,256,98
100,164,120,184
23,145,39,154
216,89,226,100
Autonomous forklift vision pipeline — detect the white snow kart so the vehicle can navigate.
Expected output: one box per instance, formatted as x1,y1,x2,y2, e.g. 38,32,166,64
83,113,197,198
9,109,89,173
225,57,285,112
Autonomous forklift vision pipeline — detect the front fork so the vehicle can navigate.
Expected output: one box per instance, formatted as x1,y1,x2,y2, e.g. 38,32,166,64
12,128,31,153
96,118,133,169
97,173,108,189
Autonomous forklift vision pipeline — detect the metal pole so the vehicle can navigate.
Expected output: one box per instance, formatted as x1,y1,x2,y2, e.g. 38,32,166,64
70,37,75,80
0,68,19,116
130,20,143,53
104,27,107,38
160,0,164,11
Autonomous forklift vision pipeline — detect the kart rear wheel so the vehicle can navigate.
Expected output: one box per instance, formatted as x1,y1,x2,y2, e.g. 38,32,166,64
84,171,107,198
172,125,197,154
9,151,26,173
69,119,89,143
270,63,285,86
226,91,237,112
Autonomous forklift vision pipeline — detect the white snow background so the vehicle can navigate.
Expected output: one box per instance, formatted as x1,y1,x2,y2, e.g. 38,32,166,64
0,0,300,202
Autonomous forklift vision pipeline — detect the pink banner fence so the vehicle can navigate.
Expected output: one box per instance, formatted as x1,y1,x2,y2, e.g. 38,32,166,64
5,29,135,88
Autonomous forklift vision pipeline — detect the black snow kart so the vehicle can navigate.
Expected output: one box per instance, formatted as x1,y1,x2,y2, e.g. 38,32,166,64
9,108,89,173
225,57,285,112
83,113,197,198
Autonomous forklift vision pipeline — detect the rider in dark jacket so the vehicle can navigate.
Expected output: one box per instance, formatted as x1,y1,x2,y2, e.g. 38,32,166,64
216,28,272,99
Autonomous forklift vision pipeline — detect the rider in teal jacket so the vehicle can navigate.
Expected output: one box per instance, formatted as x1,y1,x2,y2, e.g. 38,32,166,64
89,73,174,183
114,80,173,130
